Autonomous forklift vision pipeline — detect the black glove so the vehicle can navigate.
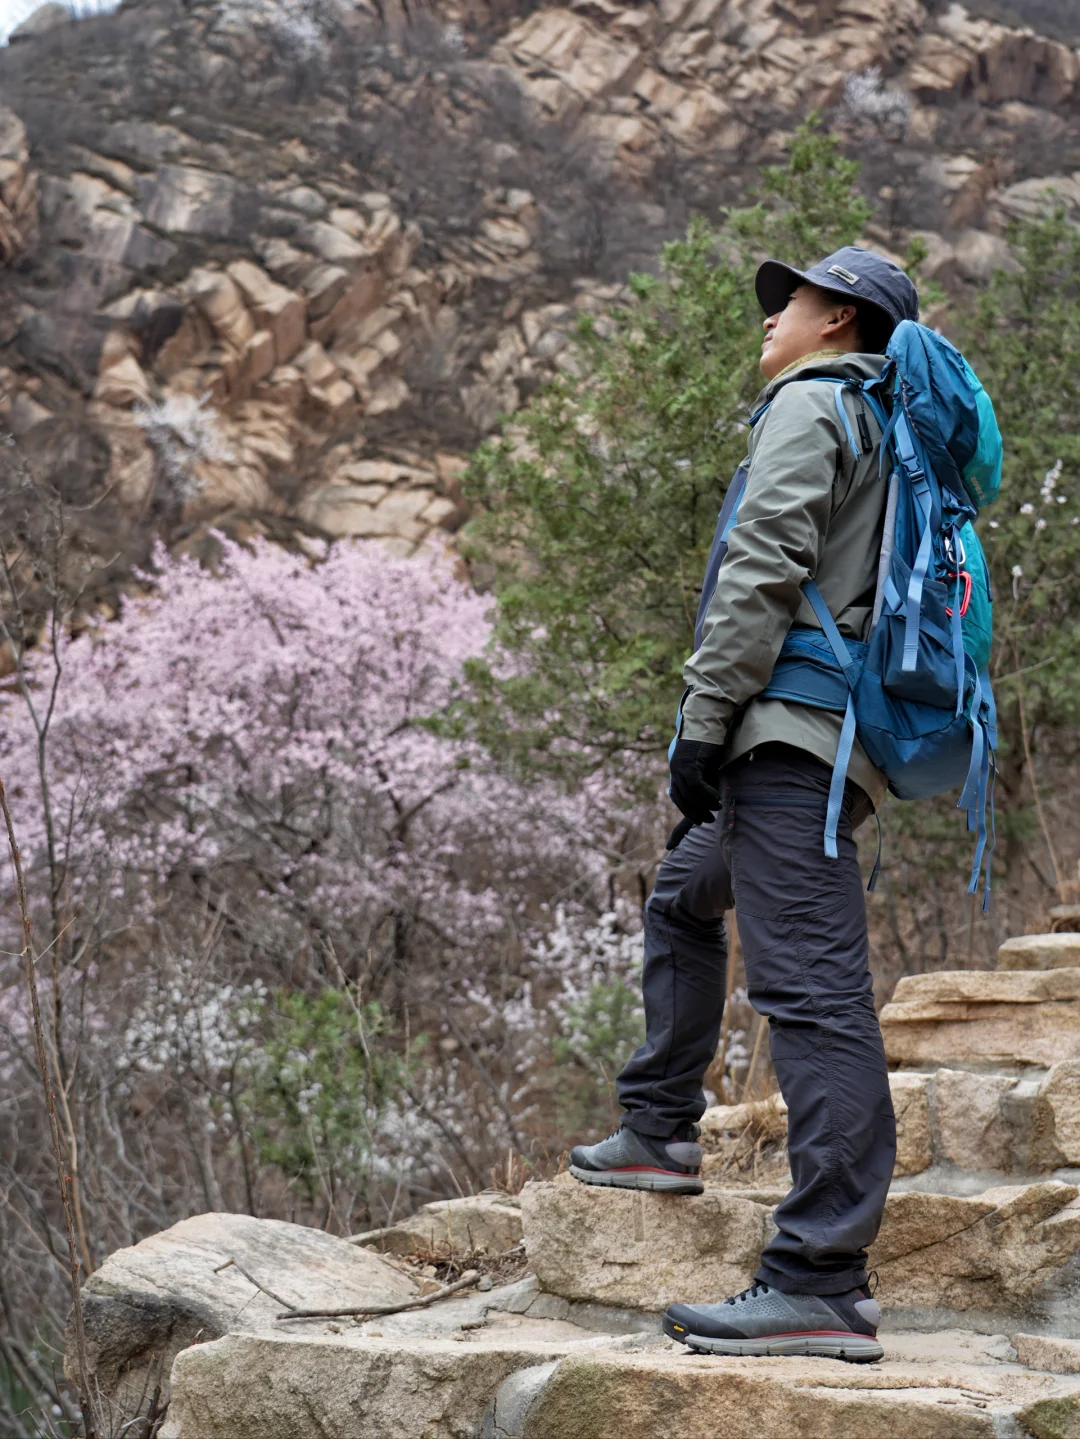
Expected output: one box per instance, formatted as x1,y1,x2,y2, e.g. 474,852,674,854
665,816,696,850
668,738,725,825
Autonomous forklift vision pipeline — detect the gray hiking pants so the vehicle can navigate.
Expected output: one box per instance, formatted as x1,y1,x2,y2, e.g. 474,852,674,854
617,744,896,1296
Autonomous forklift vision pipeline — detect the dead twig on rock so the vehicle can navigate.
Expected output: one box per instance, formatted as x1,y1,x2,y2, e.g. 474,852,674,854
214,1257,295,1310
274,1268,482,1321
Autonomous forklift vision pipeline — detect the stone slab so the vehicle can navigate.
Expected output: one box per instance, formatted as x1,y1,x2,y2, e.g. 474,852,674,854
160,1333,594,1439
891,971,1080,1004
520,1179,767,1311
510,1346,1080,1439
998,935,1080,970
872,1182,1080,1315
1013,1332,1080,1375
933,1069,1017,1171
881,968,1080,1068
891,1071,933,1176
71,1211,417,1410
351,1193,523,1257
701,1074,932,1180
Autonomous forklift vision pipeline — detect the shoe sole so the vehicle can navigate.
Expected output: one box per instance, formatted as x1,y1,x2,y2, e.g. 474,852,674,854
664,1318,883,1363
568,1163,704,1195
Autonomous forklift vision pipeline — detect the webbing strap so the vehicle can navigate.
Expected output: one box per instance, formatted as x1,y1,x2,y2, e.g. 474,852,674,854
891,410,937,674
956,668,995,910
803,579,860,689
855,385,897,477
904,502,934,666
868,811,883,892
824,696,858,861
966,734,993,909
949,524,965,718
958,671,984,813
803,579,859,860
833,386,862,459
982,761,997,911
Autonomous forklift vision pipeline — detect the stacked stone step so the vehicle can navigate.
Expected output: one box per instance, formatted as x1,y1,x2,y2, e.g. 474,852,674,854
521,932,1080,1341
78,1204,1080,1439
879,932,1080,1181
78,930,1080,1439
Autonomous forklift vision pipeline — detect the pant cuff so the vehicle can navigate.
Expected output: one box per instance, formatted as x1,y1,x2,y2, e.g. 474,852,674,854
755,1262,869,1297
620,1111,682,1140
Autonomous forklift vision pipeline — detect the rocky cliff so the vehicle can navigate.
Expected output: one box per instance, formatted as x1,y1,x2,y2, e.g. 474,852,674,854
1,0,1080,568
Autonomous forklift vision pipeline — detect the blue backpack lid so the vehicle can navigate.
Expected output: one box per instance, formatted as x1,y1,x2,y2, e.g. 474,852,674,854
886,321,1001,510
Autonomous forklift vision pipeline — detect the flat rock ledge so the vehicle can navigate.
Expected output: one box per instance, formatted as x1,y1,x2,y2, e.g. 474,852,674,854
159,1328,1080,1439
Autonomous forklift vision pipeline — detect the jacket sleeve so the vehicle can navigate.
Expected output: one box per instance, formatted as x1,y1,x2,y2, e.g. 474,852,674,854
679,380,847,746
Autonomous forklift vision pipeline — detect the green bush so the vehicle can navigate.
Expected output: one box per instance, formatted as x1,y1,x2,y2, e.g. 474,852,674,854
551,978,646,1133
236,988,413,1205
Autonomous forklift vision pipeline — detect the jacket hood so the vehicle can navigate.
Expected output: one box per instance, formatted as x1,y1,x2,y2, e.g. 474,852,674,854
755,351,886,410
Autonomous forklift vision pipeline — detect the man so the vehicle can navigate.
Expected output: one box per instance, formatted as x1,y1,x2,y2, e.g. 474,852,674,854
568,247,921,1363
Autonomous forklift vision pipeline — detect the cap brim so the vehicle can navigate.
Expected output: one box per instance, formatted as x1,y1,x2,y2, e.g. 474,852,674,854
755,260,812,317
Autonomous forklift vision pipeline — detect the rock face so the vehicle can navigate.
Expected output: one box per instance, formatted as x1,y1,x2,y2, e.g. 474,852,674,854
72,1211,418,1410
6,0,1080,562
879,968,1080,1068
0,108,38,266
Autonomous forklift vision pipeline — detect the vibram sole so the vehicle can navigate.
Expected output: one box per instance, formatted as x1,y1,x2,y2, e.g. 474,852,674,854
568,1163,704,1194
663,1317,883,1363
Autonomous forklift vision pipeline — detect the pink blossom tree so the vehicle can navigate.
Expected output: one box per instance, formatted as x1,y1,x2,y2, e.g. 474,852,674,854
0,535,656,1246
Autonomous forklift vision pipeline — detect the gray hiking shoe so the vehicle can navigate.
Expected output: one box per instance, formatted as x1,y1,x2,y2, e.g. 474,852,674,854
568,1125,704,1194
663,1281,883,1362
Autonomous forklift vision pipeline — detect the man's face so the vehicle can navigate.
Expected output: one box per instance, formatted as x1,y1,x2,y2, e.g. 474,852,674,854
759,284,857,380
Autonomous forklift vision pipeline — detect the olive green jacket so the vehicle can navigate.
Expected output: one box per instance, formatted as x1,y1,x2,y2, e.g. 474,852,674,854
680,351,889,807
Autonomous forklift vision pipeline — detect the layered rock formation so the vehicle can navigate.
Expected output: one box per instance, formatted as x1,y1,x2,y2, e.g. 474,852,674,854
4,0,1080,562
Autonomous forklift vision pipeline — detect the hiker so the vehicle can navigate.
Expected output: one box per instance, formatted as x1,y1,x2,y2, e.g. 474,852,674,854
568,247,925,1364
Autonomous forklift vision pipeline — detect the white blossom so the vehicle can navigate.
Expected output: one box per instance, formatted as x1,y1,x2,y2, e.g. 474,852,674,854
843,68,912,130
1040,459,1063,501
135,392,232,495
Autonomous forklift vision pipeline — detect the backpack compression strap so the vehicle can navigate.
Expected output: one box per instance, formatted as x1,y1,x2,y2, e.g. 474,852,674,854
801,579,859,861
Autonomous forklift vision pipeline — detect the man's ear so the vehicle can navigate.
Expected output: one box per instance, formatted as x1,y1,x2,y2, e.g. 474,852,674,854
821,303,858,338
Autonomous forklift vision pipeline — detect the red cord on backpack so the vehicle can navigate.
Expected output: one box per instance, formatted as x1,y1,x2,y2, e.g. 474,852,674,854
945,570,972,619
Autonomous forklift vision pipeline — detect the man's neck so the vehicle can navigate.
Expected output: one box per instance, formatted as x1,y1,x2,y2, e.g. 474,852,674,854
770,347,846,383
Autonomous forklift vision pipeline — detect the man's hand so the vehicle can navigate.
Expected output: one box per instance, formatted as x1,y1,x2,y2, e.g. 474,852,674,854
668,738,725,824
665,816,696,850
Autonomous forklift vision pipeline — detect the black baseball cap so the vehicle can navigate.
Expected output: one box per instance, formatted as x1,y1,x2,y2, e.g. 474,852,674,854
755,245,920,351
